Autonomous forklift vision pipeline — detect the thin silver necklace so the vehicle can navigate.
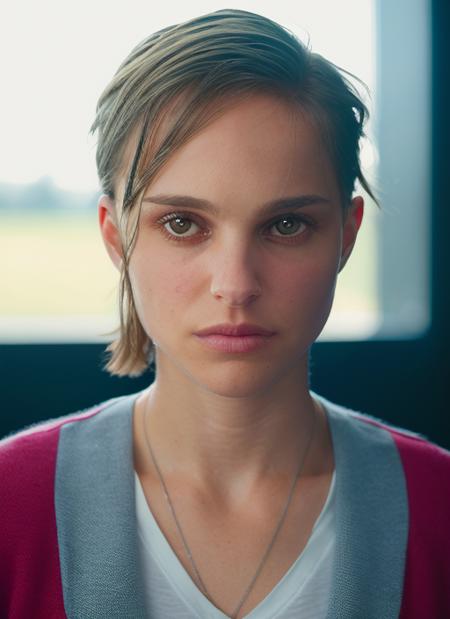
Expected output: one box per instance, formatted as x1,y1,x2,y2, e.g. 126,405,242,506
142,400,318,619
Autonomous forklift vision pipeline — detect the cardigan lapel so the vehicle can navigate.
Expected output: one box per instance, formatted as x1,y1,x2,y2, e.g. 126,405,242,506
55,391,409,618
55,393,147,619
320,396,409,619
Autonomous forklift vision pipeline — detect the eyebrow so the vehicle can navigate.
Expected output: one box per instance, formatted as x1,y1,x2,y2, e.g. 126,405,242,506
142,193,330,216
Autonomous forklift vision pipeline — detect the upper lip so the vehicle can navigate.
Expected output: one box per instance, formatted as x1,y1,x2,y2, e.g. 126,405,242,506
194,323,275,337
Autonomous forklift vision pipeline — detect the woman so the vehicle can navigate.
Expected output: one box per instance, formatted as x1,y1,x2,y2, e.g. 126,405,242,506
1,9,449,619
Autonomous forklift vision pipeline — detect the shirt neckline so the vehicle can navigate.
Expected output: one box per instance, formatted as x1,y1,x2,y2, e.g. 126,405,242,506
135,467,336,618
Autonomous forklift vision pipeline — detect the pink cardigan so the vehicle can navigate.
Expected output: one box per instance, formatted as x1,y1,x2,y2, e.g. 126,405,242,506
1,392,449,618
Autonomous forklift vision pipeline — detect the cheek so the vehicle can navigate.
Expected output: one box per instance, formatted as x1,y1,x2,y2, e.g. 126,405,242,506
275,253,339,323
128,249,195,333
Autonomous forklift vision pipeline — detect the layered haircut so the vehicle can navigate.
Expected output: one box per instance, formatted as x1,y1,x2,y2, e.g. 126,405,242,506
91,8,377,377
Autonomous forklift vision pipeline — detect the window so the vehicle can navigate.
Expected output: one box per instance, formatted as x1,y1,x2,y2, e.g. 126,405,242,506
1,0,429,342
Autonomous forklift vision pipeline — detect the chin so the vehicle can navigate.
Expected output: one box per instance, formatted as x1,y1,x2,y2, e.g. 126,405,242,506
195,376,277,400
187,353,303,400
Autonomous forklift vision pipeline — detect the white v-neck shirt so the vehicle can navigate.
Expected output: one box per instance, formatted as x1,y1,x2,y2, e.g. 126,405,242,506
134,469,336,618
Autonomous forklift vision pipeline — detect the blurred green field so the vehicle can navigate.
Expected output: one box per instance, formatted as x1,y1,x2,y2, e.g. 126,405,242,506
2,210,118,315
1,206,379,334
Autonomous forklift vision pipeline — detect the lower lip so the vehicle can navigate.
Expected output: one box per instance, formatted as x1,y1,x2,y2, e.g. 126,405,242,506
194,334,274,353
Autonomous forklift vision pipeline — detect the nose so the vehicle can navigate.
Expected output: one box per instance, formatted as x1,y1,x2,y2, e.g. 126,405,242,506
209,238,262,307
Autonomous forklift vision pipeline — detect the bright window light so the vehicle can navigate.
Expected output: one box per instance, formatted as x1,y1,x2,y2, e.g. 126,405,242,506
0,0,429,342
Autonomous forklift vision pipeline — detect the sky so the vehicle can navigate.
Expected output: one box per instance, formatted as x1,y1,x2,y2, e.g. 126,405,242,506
0,0,375,193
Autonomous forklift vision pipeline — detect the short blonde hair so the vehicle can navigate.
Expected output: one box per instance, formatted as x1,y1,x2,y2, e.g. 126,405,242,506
91,8,377,378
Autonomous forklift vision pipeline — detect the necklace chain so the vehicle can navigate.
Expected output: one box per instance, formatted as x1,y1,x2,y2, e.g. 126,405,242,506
142,400,318,619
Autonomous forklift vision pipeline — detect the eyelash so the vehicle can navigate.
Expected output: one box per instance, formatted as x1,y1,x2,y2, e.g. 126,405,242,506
155,211,315,245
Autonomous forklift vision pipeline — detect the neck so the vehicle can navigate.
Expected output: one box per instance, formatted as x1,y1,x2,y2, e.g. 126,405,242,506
134,361,332,499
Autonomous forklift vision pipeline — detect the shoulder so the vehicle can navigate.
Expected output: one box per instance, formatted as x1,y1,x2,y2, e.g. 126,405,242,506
321,396,450,502
350,406,450,471
0,396,126,489
0,394,136,561
325,394,447,447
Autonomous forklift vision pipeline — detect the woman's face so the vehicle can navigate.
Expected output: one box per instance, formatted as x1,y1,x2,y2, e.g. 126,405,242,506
100,93,363,397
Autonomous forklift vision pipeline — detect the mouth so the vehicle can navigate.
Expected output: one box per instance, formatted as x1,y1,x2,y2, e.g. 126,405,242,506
194,323,275,337
193,332,274,353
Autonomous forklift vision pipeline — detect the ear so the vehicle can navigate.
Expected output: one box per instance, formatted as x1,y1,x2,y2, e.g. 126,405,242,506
98,194,123,271
338,195,364,273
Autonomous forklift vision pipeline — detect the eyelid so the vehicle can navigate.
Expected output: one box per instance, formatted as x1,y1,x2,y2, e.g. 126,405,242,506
156,211,204,234
155,209,314,241
266,211,314,226
156,209,313,225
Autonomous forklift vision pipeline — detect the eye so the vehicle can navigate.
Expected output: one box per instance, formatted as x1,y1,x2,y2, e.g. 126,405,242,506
155,211,312,244
158,213,203,239
268,215,307,237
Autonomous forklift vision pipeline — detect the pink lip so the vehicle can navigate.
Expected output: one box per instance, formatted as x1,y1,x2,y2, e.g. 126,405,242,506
194,333,273,353
193,323,276,353
194,323,275,337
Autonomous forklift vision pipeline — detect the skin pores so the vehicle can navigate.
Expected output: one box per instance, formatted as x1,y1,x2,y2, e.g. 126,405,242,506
99,93,363,455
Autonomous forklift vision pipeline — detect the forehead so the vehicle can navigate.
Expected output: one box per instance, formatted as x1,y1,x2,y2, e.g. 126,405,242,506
154,95,337,201
118,92,339,206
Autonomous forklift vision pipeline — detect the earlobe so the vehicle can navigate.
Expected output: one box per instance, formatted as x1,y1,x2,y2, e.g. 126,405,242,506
98,194,123,271
338,196,364,273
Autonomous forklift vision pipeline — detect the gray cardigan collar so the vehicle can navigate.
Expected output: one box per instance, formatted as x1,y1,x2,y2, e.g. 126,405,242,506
55,392,408,618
